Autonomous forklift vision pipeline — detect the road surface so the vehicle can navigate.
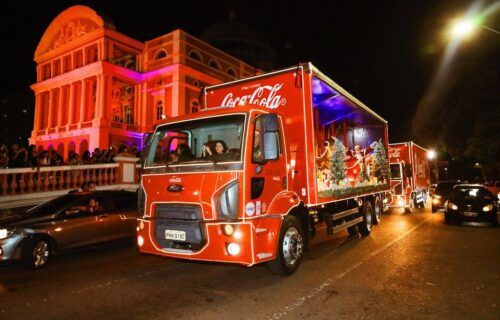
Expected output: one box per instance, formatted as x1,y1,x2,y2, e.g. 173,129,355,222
1,205,499,319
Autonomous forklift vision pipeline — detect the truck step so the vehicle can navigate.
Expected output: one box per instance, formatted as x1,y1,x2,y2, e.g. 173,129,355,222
326,208,360,235
330,216,363,234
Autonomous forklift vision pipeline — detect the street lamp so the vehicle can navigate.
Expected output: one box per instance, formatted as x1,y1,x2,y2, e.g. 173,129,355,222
427,149,436,160
449,16,500,40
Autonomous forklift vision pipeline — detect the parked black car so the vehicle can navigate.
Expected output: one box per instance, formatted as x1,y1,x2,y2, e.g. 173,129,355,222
444,184,498,226
0,190,138,269
432,180,460,212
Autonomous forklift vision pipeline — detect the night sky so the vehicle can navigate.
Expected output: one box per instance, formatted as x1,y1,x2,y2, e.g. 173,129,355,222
0,0,493,143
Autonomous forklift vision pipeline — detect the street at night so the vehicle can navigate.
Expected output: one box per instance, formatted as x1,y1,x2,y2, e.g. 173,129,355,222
0,1,499,319
1,206,498,320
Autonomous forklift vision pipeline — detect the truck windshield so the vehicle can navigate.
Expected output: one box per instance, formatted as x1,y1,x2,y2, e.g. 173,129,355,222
390,163,402,180
145,114,245,172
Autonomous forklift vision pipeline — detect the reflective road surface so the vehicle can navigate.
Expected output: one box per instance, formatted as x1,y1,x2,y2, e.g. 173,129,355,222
1,205,499,320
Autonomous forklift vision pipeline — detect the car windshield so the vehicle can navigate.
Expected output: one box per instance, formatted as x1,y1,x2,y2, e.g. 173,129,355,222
390,164,402,179
145,114,245,172
27,194,84,217
451,187,493,200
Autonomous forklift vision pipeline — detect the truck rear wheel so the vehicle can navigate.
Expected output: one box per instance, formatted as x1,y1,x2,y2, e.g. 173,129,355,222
404,195,414,213
267,215,304,276
358,202,373,236
372,196,382,225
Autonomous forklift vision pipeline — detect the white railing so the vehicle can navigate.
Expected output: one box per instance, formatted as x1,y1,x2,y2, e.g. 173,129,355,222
0,157,142,209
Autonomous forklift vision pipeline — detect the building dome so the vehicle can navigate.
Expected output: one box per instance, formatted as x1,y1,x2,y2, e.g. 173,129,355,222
201,20,276,71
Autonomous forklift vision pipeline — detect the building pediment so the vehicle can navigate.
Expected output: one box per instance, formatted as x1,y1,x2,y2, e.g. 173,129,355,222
35,5,115,59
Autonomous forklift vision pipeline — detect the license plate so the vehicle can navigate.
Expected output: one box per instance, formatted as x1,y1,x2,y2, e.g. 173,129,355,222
462,212,477,217
165,230,186,241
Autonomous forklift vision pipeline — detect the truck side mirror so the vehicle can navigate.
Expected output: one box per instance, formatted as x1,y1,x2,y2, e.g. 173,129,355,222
263,132,279,160
262,114,279,161
405,165,412,177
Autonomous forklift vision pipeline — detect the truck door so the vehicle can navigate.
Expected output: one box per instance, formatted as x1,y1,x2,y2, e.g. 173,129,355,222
248,114,287,216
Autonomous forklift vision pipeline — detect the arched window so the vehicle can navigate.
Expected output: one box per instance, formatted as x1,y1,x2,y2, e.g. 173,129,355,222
208,59,221,70
154,49,168,60
156,101,164,120
191,99,200,113
124,59,135,70
227,68,238,78
125,106,133,125
188,50,203,62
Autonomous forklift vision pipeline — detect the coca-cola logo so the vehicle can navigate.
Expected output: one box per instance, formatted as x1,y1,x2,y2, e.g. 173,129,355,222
388,148,401,159
169,177,182,183
221,83,286,109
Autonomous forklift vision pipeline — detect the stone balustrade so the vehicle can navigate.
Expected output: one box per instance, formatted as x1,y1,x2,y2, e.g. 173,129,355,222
0,157,141,209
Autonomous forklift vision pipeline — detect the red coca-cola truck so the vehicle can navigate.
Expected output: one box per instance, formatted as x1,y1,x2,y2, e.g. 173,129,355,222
137,63,390,275
388,142,431,213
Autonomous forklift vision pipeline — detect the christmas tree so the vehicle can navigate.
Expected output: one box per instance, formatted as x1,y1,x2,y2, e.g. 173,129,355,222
373,139,390,183
330,138,347,185
360,163,369,182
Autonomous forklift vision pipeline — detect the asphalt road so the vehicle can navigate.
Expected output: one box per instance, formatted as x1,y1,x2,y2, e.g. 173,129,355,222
1,205,499,320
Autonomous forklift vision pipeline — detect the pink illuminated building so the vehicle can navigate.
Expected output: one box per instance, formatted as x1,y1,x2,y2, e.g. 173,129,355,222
30,5,259,158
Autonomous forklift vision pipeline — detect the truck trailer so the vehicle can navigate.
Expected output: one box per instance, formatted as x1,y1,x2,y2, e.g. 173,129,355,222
137,63,391,275
388,142,431,213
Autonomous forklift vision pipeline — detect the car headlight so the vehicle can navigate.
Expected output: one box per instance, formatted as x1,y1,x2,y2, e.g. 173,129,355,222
482,204,494,212
0,229,14,240
447,202,458,211
218,181,238,220
434,194,441,199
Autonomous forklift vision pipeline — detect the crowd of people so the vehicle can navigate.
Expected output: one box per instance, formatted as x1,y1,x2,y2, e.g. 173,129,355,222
0,143,141,169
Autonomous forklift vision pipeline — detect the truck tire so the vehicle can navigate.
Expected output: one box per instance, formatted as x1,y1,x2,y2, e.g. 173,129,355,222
358,202,373,236
21,237,51,270
267,216,304,276
372,196,382,225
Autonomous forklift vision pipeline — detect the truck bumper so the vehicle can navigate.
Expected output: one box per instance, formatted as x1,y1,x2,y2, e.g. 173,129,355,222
137,216,282,266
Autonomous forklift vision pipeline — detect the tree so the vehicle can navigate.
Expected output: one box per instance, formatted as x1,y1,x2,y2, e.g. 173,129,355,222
373,140,390,183
330,138,347,184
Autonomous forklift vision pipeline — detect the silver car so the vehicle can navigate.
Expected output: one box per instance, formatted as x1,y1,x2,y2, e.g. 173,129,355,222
0,190,138,269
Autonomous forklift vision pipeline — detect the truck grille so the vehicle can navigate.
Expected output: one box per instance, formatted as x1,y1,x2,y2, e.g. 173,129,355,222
154,204,205,251
155,204,202,220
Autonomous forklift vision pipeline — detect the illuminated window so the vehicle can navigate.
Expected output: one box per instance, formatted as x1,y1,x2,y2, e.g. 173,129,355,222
191,99,200,113
154,49,168,60
156,101,164,120
125,106,133,124
113,108,121,123
124,59,135,70
188,50,203,62
208,59,221,70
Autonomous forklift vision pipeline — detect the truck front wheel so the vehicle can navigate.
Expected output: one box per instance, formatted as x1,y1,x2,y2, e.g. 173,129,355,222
267,215,304,276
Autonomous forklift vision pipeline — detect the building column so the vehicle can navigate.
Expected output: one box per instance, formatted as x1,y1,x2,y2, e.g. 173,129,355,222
48,89,55,129
57,87,64,129
67,83,74,127
133,84,140,126
79,79,87,127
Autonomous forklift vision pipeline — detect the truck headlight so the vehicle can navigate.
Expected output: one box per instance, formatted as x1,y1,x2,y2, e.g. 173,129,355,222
0,229,13,240
434,194,441,199
482,204,494,212
447,202,458,211
218,181,238,220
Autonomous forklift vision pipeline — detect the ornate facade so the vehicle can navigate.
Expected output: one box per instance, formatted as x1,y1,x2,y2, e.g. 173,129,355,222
31,5,259,158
